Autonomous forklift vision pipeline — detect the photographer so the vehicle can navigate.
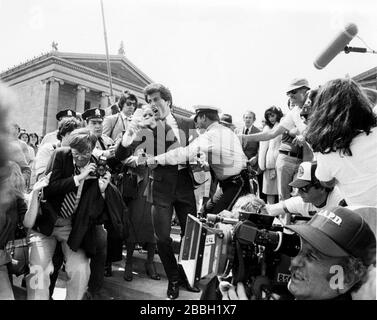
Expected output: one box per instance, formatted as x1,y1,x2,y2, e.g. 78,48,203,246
253,161,345,222
220,206,376,300
25,128,121,300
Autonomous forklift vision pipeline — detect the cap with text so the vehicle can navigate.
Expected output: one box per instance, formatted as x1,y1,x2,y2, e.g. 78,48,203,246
286,206,376,266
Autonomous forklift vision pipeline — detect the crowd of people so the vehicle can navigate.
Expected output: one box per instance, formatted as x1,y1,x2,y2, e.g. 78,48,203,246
0,75,376,301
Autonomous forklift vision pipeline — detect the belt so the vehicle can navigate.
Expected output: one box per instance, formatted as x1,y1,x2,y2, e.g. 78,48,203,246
279,150,302,159
220,169,248,185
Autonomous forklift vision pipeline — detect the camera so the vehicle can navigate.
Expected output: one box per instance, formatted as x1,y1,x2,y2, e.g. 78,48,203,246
179,211,309,300
90,155,108,178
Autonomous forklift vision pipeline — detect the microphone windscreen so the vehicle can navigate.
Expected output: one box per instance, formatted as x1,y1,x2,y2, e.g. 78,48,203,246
314,23,358,70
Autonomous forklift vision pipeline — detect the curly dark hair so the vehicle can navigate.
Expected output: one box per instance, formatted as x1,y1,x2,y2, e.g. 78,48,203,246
264,106,283,128
18,132,30,144
56,117,82,141
144,83,173,107
306,78,377,156
118,90,138,110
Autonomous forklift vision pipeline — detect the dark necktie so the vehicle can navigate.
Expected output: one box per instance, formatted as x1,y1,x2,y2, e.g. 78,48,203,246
244,128,249,135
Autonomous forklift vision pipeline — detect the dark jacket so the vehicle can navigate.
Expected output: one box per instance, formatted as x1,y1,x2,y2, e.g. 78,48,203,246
0,196,27,249
36,148,127,256
115,114,196,205
67,182,127,258
241,125,261,160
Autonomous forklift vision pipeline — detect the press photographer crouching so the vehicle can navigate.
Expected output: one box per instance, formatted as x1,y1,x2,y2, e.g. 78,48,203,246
253,161,345,223
220,206,376,300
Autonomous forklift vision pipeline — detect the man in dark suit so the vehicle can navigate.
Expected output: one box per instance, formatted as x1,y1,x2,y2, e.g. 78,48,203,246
26,128,112,300
115,83,198,299
235,110,264,199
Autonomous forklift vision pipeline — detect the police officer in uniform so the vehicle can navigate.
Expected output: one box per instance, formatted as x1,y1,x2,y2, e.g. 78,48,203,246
82,108,115,160
40,109,77,146
81,108,119,296
146,105,251,215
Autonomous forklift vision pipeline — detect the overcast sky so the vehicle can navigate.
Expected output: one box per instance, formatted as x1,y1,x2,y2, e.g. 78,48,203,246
0,0,376,127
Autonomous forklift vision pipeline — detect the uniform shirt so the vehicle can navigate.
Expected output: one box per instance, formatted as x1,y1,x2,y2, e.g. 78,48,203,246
154,122,247,181
266,186,344,217
40,130,59,146
34,142,58,178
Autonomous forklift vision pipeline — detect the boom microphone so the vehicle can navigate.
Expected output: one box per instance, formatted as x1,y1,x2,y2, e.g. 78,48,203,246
314,23,358,69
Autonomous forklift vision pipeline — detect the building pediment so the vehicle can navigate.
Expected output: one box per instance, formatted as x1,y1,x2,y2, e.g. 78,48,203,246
57,52,153,88
0,51,153,90
353,67,377,82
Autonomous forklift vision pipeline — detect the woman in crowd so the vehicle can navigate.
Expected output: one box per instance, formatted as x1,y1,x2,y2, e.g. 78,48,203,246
19,132,36,165
109,104,160,282
306,78,377,207
29,133,39,156
258,106,283,204
0,161,28,300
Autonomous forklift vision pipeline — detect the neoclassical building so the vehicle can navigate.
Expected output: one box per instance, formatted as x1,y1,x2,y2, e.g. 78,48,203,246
0,49,193,135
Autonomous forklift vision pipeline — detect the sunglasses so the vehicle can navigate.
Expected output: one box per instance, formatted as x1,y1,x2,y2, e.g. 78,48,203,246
126,101,137,107
297,184,314,193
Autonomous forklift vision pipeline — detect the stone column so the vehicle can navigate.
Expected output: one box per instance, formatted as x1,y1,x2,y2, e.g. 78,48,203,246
76,85,90,114
100,92,110,109
43,77,64,134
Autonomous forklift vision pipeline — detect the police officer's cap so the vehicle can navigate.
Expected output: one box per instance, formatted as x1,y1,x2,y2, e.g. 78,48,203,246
82,108,105,121
193,105,222,122
56,109,76,121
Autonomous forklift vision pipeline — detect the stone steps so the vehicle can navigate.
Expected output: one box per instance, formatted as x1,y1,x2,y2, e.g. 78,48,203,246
12,225,208,300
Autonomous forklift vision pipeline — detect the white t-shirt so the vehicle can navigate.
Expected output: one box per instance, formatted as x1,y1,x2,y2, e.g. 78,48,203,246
267,186,344,217
315,128,377,207
280,106,307,134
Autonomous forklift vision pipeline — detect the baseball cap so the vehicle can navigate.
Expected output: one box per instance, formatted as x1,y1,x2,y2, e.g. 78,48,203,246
286,206,376,266
193,105,221,122
82,108,105,121
56,109,76,121
286,78,310,94
289,161,318,188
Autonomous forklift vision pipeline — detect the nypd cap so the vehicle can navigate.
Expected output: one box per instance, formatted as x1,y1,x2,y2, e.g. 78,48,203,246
56,109,76,121
82,108,105,121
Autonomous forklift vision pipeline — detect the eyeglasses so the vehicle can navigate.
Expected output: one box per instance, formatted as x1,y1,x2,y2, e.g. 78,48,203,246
126,101,137,107
297,184,314,193
72,151,92,159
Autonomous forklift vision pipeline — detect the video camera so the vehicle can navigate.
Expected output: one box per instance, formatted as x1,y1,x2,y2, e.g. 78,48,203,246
179,211,310,300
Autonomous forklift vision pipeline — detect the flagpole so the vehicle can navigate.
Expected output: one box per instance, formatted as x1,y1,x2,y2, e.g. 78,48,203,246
100,0,114,100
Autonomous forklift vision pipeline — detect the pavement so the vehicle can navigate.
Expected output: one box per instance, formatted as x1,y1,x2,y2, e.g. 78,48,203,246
12,226,208,300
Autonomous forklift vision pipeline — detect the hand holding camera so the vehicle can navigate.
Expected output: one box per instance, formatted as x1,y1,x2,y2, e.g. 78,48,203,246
78,163,97,181
98,170,111,194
